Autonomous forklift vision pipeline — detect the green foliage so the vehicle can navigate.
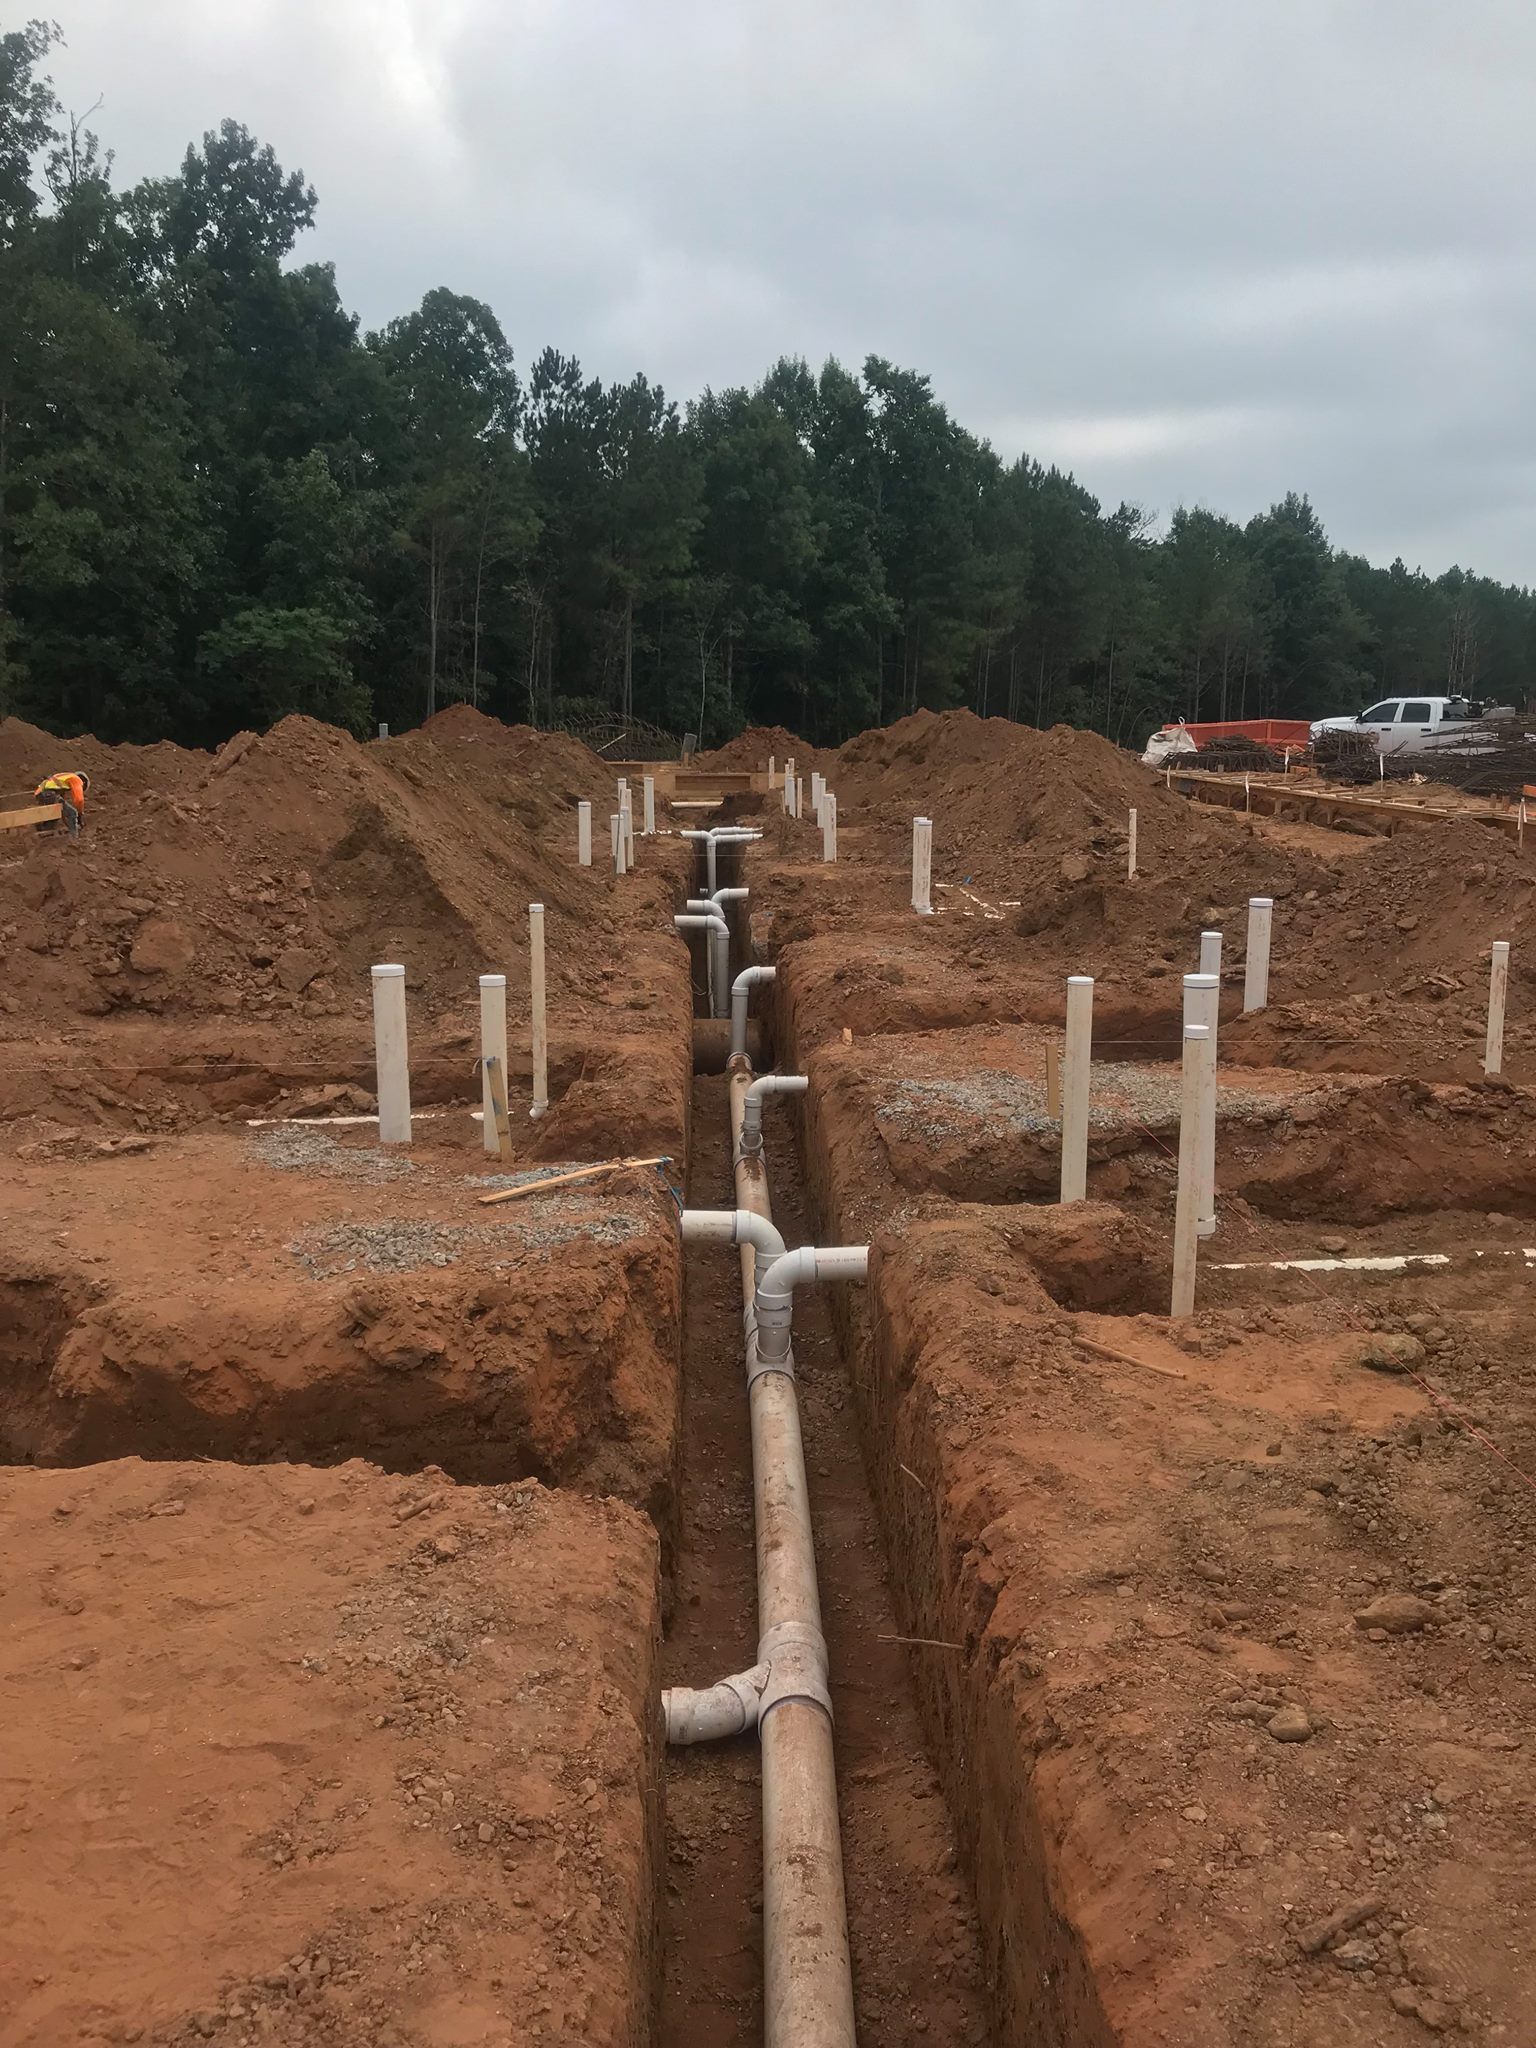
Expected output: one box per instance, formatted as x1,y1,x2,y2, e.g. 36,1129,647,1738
2,18,1534,750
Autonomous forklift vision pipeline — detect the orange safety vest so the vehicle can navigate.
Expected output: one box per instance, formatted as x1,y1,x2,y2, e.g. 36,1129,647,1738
35,774,85,812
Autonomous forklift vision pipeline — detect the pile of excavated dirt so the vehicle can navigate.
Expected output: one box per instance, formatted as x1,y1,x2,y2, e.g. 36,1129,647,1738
1279,817,1536,997
833,709,1323,917
0,710,679,1036
691,724,823,774
0,714,205,805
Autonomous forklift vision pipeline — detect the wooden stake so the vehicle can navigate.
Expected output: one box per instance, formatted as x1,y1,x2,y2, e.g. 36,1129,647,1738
1073,1333,1188,1381
478,1154,668,1206
483,1054,514,1162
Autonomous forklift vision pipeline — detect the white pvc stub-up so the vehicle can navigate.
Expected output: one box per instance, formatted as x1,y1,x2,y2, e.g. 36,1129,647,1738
1059,974,1093,1203
479,973,508,1155
371,963,411,1144
911,816,933,914
1243,897,1273,1013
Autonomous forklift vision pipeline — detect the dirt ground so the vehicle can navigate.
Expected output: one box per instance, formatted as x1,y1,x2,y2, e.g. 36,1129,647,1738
748,713,1536,2043
9,700,1536,2047
0,1458,660,2048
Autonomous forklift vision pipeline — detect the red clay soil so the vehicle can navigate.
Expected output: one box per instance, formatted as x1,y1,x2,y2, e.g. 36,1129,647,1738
730,719,1536,2044
851,1204,1536,2046
0,707,697,1153
0,707,690,1035
0,1127,683,1522
690,725,824,775
0,1458,661,2048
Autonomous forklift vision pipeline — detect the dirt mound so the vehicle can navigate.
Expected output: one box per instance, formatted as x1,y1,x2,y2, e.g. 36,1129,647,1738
0,714,207,808
824,710,1326,969
692,724,819,773
1280,817,1536,997
0,710,675,1037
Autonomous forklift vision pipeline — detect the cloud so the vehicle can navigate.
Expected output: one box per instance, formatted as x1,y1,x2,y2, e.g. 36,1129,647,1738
43,0,1536,583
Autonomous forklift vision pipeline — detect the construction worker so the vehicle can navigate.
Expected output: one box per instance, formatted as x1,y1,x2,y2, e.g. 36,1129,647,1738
33,771,88,839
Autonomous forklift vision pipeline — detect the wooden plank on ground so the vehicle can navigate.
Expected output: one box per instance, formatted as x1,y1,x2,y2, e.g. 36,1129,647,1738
0,803,62,831
479,1155,669,1206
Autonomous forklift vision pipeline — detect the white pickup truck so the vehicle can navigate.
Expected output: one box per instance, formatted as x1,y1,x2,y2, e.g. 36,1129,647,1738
1310,694,1513,761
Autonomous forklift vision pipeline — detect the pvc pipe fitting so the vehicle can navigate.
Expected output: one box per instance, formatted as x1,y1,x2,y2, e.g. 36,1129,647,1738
680,1208,788,1262
730,964,776,1059
738,1074,809,1158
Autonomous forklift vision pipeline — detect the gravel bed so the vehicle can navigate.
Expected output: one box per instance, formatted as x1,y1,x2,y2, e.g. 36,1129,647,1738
876,1064,1307,1143
249,1126,416,1181
290,1199,647,1277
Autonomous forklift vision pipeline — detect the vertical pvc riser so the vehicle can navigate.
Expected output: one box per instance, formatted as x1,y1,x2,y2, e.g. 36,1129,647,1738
1186,972,1219,1237
371,964,411,1144
1171,1016,1209,1317
1059,974,1093,1202
1486,941,1510,1076
479,974,507,1155
1243,897,1273,1013
577,801,592,867
529,906,549,1117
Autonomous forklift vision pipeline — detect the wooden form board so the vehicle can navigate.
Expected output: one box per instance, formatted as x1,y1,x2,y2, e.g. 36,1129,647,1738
1169,771,1523,845
0,803,62,831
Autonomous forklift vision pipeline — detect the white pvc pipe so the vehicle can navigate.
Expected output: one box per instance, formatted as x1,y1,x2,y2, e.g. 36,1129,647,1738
370,964,411,1145
577,800,592,867
730,964,776,1059
1127,806,1137,879
1059,974,1093,1203
643,775,656,836
1186,971,1219,1238
529,904,549,1119
768,754,777,789
1486,940,1510,1076
1199,929,1222,978
675,911,730,1018
783,758,796,814
1170,1016,1209,1318
822,793,837,863
620,788,635,868
478,972,508,1155
911,816,933,915
667,1100,866,2045
738,1073,808,1157
680,1205,787,1261
614,813,628,876
1243,897,1273,1012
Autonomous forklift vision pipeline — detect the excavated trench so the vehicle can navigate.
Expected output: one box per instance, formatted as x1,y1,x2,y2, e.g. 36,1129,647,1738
660,834,993,2044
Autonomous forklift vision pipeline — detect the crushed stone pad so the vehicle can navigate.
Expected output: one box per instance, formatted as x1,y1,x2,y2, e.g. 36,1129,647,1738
877,1063,1310,1141
290,1202,647,1276
1,1458,660,2048
249,1125,416,1180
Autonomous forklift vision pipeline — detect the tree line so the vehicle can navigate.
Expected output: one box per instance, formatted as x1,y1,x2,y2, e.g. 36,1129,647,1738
3,20,1533,754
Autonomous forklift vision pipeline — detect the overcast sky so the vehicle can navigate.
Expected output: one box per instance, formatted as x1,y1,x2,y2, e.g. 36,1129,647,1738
43,0,1536,586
